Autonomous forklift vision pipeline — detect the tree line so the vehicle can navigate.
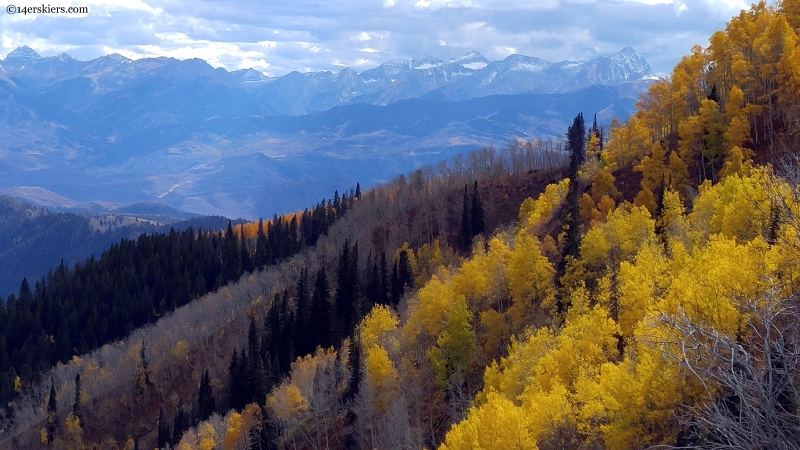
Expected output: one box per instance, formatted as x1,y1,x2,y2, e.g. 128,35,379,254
0,188,360,407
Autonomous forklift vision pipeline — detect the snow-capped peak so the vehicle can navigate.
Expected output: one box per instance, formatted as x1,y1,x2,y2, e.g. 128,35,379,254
448,51,489,70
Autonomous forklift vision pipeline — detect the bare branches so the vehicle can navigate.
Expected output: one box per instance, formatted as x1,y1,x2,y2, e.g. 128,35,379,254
647,286,800,449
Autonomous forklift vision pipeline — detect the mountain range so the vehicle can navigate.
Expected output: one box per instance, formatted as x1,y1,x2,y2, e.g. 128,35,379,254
0,46,656,219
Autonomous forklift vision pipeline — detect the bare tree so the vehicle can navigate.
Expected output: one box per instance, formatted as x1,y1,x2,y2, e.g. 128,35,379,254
648,284,800,449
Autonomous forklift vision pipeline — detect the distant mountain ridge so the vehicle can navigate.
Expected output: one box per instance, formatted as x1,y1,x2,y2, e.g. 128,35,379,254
1,46,655,115
0,46,651,219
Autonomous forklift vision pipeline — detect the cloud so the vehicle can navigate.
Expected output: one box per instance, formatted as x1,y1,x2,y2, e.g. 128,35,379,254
0,0,746,76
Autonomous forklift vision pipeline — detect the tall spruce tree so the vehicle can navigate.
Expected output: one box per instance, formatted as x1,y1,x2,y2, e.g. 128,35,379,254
197,369,216,421
558,112,587,313
46,378,58,444
310,267,331,350
172,399,190,444
398,250,414,297
156,406,170,449
135,341,154,398
470,181,485,237
458,184,472,253
72,373,82,426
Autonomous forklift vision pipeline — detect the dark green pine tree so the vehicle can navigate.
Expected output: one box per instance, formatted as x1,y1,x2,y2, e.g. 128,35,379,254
224,221,242,283
173,399,190,444
458,184,472,253
136,341,154,398
345,335,362,402
46,379,58,444
558,112,586,313
355,182,361,200
255,218,269,269
294,267,312,357
470,181,485,237
197,369,216,422
278,303,296,377
390,261,400,307
228,349,241,410
336,240,351,321
157,406,170,449
310,267,331,350
72,373,82,426
380,252,390,306
398,250,414,297
240,224,253,274
367,253,381,307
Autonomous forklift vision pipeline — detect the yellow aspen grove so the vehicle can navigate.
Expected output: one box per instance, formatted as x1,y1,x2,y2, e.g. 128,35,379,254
634,141,668,192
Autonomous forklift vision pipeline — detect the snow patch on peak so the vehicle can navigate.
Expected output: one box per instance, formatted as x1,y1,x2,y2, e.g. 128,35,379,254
462,61,487,70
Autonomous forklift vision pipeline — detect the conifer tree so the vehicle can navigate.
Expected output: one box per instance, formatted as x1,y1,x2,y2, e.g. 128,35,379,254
135,341,154,398
45,378,58,444
559,112,586,312
470,181,485,237
345,337,362,402
240,224,253,273
390,261,400,307
197,369,216,422
255,218,268,269
336,239,352,322
294,267,312,357
310,267,331,350
398,250,414,296
173,399,190,444
156,406,170,449
458,184,472,253
72,373,82,427
228,349,240,410
380,252,389,306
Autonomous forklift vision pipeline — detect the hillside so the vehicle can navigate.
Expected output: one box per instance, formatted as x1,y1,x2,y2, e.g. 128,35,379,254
2,1,799,449
169,1,799,449
0,139,566,449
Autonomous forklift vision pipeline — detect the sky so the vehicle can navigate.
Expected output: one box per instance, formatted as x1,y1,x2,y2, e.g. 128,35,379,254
0,0,753,77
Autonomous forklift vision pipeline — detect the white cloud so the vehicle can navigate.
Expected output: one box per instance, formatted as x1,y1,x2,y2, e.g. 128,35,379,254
0,0,744,76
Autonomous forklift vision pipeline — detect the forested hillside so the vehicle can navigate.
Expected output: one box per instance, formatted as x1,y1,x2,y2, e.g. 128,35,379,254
167,1,799,449
0,138,565,448
2,1,798,448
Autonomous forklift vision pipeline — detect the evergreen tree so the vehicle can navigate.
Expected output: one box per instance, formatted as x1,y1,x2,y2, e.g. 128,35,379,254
398,250,414,296
390,261,400,307
241,224,253,273
355,182,361,200
255,218,268,268
228,349,241,410
72,373,82,427
470,181,485,237
367,254,381,307
345,336,362,402
157,406,170,449
380,252,390,306
336,239,353,327
310,267,331,350
559,112,587,313
173,399,190,444
294,267,312,357
197,369,216,422
46,378,58,444
135,341,154,398
458,184,472,253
